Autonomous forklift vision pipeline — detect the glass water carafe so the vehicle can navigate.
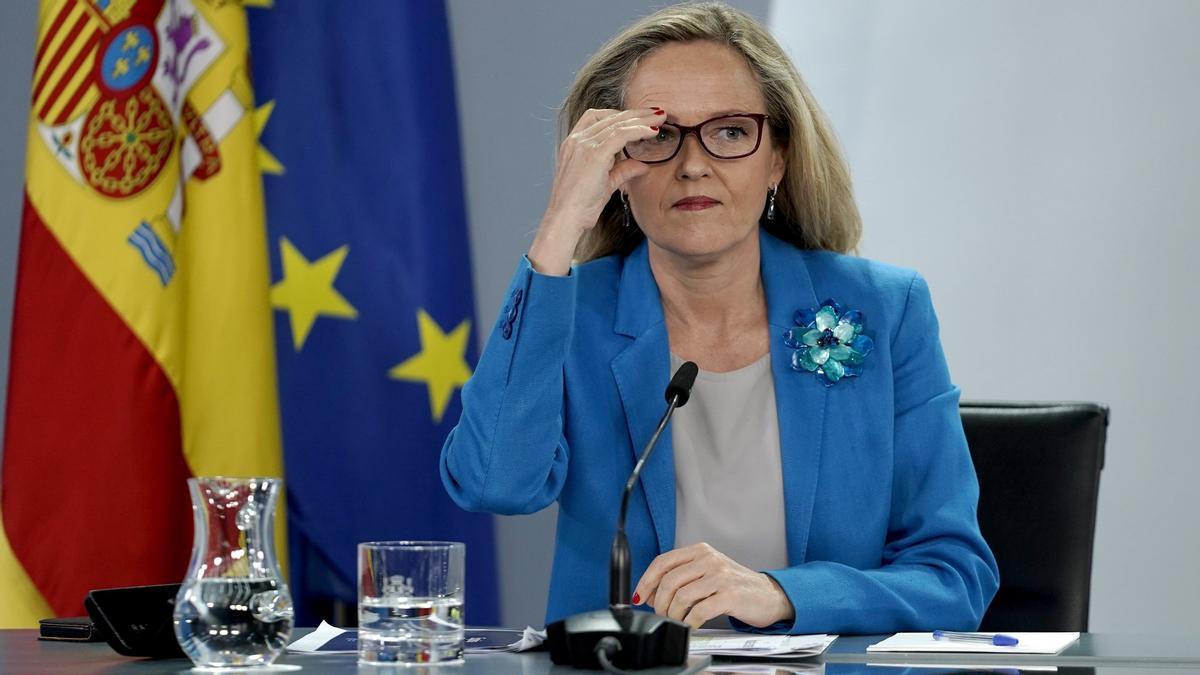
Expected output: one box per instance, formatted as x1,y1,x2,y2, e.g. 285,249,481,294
173,477,294,667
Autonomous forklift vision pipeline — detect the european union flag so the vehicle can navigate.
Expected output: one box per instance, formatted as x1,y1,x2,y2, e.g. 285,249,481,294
248,2,498,626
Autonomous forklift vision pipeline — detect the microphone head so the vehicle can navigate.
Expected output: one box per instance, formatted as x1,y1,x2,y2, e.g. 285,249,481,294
665,361,699,407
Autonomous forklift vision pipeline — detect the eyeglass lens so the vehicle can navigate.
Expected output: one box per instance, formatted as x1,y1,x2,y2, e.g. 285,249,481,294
625,115,761,162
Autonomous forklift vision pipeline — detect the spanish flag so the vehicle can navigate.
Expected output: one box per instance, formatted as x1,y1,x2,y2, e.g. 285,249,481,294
1,0,282,625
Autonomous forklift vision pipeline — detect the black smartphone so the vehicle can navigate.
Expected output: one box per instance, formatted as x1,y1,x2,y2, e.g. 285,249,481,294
84,583,184,658
38,616,103,642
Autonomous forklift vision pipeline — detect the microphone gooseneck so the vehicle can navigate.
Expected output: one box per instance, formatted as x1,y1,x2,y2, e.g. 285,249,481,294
610,361,698,607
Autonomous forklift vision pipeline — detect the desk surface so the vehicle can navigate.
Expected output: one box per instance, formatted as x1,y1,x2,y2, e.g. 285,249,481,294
8,630,1200,674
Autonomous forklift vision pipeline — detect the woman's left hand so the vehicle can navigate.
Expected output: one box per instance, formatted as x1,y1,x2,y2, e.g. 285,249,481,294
631,543,795,629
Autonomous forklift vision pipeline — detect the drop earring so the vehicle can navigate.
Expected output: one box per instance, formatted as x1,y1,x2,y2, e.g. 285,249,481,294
621,192,631,228
766,185,776,223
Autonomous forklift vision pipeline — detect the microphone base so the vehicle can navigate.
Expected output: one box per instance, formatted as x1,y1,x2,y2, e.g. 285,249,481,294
546,605,689,670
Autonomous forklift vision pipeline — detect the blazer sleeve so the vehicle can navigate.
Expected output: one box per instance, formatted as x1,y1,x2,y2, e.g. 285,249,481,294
736,273,1000,634
439,256,576,515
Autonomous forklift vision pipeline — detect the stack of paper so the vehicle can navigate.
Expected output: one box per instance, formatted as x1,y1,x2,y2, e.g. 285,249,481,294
867,632,1080,654
688,630,836,658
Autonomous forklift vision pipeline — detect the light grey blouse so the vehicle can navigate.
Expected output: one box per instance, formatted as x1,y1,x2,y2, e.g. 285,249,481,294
669,352,789,575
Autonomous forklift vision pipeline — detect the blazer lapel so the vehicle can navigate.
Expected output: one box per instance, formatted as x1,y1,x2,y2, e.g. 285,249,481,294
611,242,675,554
760,230,826,565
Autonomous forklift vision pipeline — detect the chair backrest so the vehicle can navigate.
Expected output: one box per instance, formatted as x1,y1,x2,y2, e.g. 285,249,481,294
960,401,1107,632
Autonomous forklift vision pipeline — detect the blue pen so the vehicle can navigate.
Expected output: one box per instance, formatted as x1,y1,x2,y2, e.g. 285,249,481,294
932,630,1020,647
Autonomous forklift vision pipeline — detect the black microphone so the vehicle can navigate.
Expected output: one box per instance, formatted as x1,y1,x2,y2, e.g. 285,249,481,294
547,362,700,671
664,361,698,407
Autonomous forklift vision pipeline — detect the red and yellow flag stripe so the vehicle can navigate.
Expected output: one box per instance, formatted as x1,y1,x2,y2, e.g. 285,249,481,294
2,0,283,626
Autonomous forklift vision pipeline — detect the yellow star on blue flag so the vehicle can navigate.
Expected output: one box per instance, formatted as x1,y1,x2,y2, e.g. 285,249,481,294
270,238,357,350
388,309,472,423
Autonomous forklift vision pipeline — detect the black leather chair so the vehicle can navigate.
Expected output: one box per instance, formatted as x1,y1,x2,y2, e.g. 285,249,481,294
960,401,1108,632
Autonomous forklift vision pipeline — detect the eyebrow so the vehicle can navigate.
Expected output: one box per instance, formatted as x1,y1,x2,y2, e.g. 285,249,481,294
664,110,756,123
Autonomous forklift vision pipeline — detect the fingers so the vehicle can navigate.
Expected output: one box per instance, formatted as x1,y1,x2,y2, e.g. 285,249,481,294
581,112,663,160
634,543,722,621
560,108,663,164
553,109,661,198
632,546,696,606
608,158,651,193
632,545,791,629
682,593,727,629
565,119,661,163
570,107,623,133
580,116,661,148
636,544,774,627
574,107,664,140
666,575,718,623
653,561,707,619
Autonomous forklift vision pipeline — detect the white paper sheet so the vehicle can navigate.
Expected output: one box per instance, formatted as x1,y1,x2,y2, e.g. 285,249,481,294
689,629,836,658
867,632,1080,654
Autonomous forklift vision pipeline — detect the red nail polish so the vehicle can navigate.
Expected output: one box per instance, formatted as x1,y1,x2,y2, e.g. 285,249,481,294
649,126,659,131
654,110,666,115
631,593,641,604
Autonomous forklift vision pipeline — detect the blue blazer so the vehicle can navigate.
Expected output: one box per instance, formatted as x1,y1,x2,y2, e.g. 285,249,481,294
441,229,998,633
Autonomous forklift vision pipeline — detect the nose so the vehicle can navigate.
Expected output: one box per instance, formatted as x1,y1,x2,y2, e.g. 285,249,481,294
674,132,711,181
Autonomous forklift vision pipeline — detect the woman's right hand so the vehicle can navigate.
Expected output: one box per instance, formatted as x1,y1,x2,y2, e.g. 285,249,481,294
528,108,665,275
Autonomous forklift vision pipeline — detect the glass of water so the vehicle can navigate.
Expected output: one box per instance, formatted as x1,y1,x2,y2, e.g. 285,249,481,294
358,541,465,666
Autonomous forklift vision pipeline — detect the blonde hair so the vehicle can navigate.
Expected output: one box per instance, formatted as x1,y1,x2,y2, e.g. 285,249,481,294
563,1,861,261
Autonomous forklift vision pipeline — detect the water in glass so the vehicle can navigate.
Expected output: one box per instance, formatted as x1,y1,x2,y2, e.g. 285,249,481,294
175,577,292,666
358,594,464,664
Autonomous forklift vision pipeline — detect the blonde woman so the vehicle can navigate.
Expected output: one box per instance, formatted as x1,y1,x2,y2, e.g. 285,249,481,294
441,2,997,634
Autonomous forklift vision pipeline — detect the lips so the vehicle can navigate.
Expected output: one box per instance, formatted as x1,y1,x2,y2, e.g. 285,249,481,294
672,196,720,211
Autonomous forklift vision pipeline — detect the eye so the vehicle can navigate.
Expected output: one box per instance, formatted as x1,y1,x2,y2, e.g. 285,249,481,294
650,127,679,144
718,126,748,140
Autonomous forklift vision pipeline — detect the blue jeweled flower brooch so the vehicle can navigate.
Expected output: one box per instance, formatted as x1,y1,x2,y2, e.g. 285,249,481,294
784,299,874,387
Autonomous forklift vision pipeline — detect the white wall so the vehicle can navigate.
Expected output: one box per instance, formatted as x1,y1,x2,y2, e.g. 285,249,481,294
769,0,1200,633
